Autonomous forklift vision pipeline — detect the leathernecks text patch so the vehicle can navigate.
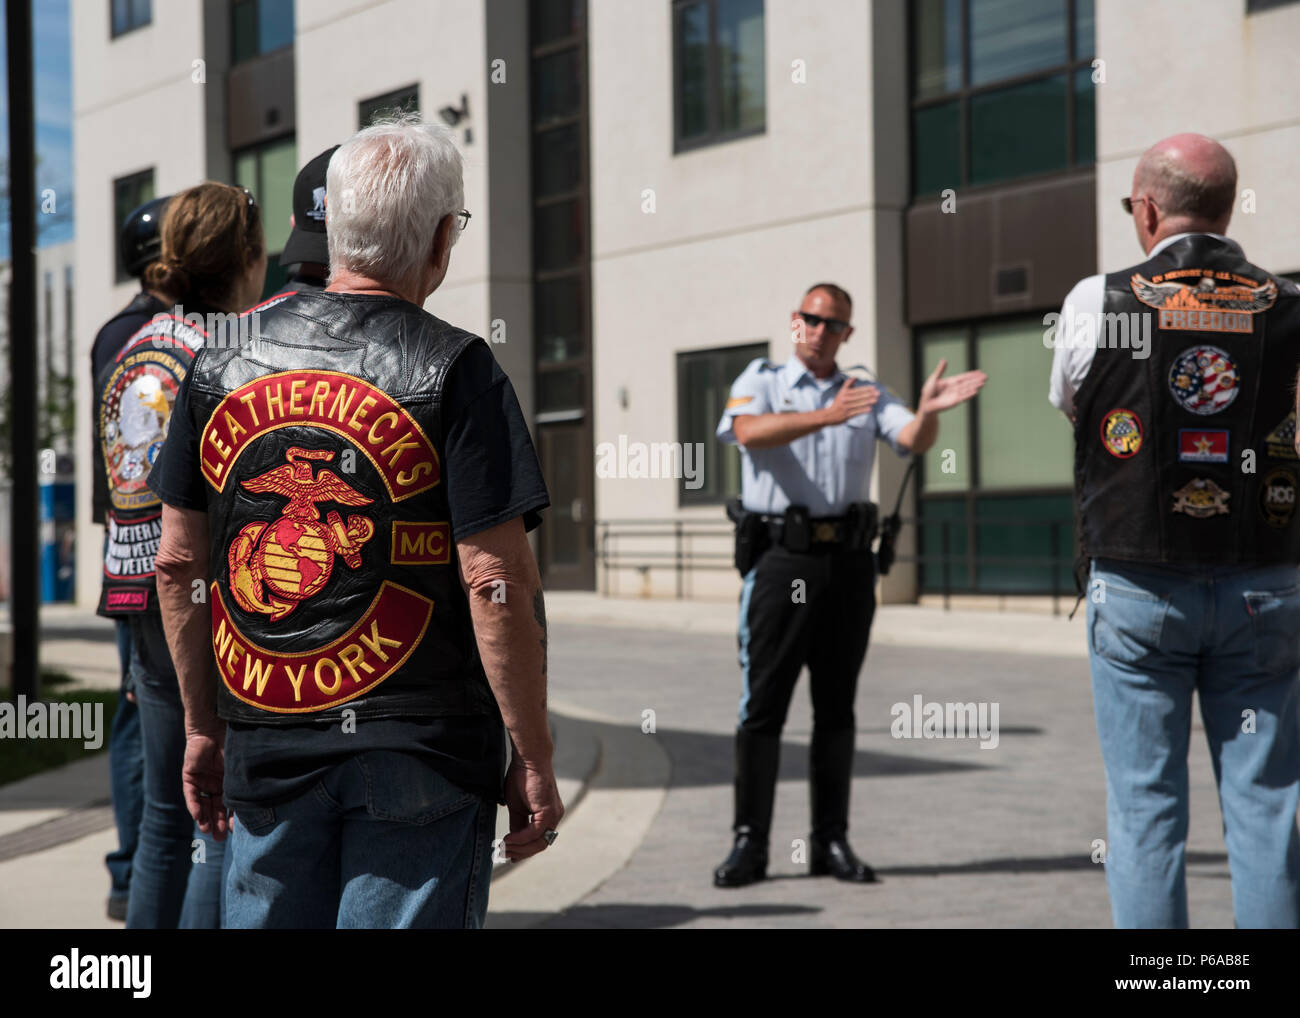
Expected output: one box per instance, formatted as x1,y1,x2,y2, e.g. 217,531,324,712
200,369,439,498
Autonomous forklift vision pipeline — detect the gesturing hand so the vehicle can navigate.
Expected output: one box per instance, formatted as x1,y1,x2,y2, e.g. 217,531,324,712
916,359,987,415
825,377,881,425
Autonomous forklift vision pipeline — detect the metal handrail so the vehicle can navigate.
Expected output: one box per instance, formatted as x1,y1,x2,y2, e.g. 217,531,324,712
594,513,1076,610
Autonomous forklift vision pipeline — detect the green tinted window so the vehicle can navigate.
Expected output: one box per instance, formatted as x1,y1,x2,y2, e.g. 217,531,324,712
259,138,296,256
913,101,961,196
921,330,970,493
913,0,962,99
717,0,765,133
919,497,971,591
1074,67,1095,165
1074,0,1095,57
969,75,1067,186
975,318,1072,488
975,494,1074,593
969,0,1066,86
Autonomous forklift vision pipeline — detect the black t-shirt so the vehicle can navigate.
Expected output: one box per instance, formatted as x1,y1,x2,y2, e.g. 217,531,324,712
90,291,169,525
147,321,549,808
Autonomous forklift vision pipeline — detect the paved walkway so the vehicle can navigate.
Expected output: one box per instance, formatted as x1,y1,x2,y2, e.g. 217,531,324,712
1,595,1249,928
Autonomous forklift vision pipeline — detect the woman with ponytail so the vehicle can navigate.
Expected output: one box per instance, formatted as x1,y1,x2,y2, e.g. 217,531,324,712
121,182,265,928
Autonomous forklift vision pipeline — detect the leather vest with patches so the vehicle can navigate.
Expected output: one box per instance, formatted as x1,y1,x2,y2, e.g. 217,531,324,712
95,310,207,616
1075,235,1300,564
185,291,497,725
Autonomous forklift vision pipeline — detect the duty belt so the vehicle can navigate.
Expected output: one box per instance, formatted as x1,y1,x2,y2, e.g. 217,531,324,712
761,516,851,544
756,503,879,551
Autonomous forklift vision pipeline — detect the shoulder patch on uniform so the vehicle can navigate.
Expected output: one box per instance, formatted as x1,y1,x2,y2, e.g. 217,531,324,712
726,396,755,410
755,358,776,372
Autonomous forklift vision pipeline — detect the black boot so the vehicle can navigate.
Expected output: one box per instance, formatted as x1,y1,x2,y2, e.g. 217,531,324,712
714,730,780,888
809,727,877,883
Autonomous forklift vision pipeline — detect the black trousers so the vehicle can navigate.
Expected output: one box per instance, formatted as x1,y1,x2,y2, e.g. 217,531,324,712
737,544,876,736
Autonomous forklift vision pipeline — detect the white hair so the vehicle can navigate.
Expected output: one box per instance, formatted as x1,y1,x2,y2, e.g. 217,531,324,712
326,112,464,293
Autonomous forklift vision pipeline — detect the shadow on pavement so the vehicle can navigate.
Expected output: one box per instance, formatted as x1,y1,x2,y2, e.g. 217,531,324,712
876,849,1228,877
554,713,1006,789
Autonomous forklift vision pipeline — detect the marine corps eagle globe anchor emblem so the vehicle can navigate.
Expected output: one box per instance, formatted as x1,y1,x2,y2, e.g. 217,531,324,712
229,446,376,620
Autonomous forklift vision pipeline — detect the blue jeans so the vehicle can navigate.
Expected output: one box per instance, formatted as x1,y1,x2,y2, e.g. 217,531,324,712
106,619,142,904
1088,558,1300,928
124,615,227,929
225,750,495,929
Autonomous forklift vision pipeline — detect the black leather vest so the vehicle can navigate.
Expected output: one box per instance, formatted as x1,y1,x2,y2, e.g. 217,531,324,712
95,308,208,616
91,290,169,527
185,291,497,725
1075,235,1300,564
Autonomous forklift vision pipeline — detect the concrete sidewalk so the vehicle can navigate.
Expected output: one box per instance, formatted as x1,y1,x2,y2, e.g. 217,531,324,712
3,595,1088,929
543,591,1089,659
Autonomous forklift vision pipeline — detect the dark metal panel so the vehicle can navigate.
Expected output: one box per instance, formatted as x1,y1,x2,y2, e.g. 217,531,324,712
227,45,296,151
905,169,1096,325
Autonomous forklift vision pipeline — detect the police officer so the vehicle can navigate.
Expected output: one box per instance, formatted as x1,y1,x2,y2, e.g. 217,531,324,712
1051,133,1300,928
149,116,560,928
270,145,339,299
714,282,986,887
90,194,171,920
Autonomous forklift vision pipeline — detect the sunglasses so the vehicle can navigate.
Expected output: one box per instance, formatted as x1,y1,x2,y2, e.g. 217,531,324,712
796,310,851,335
238,186,261,227
1121,195,1154,215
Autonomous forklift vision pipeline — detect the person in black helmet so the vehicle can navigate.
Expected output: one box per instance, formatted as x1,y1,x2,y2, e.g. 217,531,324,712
265,145,339,303
91,195,172,921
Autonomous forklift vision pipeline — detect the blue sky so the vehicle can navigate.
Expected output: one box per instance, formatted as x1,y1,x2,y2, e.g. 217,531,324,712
0,0,75,254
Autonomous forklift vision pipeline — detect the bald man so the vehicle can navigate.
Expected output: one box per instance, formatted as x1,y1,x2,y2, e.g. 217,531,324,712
1050,134,1300,928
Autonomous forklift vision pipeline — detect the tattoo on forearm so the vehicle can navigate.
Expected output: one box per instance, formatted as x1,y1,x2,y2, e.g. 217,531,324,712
532,588,548,679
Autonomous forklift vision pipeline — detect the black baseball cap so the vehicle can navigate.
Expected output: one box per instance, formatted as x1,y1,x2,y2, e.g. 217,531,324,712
279,145,339,269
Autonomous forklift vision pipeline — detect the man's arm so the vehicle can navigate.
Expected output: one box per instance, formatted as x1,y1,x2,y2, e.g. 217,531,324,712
897,360,987,454
733,378,881,449
155,504,230,838
1047,275,1104,422
457,515,562,860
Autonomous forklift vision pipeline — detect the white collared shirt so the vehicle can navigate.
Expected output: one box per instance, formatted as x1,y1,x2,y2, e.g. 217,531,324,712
716,356,915,515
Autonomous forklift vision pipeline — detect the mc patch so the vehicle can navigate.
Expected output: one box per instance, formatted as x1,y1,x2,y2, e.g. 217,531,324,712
1260,467,1297,529
1101,408,1143,459
1177,429,1229,464
1171,478,1230,518
1167,345,1239,416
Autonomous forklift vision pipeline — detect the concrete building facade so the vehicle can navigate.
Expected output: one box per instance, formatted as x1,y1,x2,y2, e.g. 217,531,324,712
69,0,1300,610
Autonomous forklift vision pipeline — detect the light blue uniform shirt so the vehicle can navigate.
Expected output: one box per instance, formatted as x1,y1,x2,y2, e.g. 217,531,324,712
715,357,915,516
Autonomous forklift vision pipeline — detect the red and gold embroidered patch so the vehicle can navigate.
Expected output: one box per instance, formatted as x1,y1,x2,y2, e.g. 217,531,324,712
390,521,451,565
211,580,433,713
200,370,439,499
227,447,376,620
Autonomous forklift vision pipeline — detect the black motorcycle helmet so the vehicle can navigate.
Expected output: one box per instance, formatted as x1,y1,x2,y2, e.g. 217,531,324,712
120,195,172,278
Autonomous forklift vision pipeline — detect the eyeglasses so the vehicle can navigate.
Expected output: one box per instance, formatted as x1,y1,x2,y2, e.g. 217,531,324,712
456,209,471,231
796,310,851,335
1121,195,1153,215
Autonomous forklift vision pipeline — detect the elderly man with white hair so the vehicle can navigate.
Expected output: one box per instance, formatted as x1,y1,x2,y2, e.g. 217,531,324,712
148,114,561,929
